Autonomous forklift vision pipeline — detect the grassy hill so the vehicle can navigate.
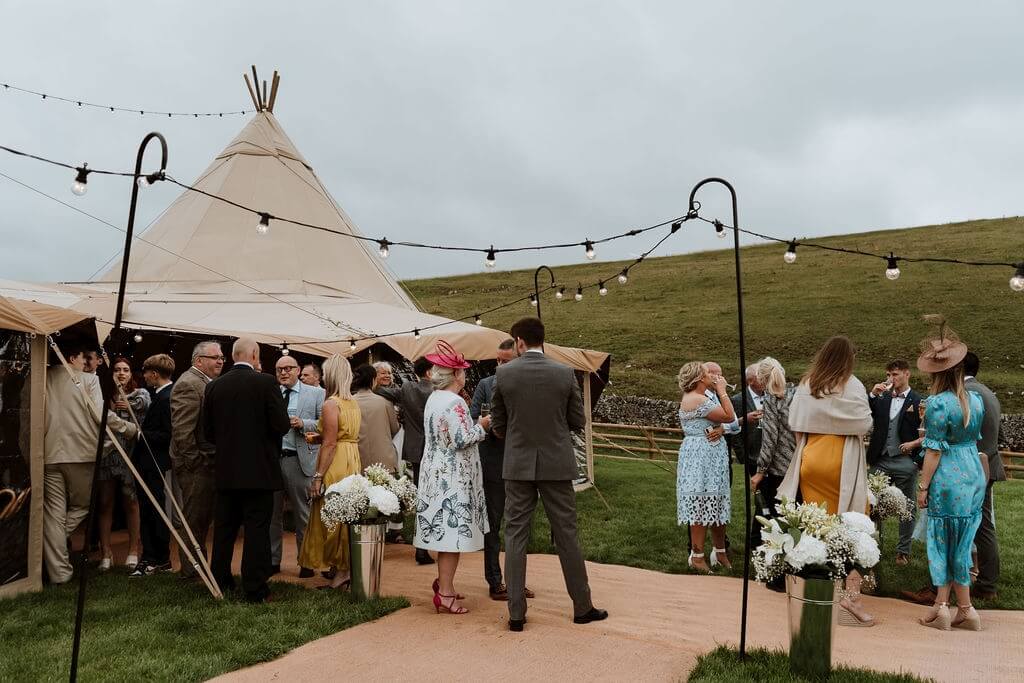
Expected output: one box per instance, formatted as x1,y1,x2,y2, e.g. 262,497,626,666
403,217,1024,411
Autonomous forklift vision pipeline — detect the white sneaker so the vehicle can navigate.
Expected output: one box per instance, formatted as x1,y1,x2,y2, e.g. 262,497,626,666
125,554,139,568
99,557,112,571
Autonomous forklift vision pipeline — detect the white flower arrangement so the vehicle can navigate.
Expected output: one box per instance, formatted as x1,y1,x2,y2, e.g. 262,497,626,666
867,471,914,522
320,465,418,532
753,499,881,582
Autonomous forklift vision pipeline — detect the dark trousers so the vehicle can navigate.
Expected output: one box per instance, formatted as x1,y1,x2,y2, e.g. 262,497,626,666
211,489,274,601
483,475,505,588
973,482,1000,592
871,462,918,556
410,462,431,561
504,479,592,621
172,461,215,578
136,464,170,565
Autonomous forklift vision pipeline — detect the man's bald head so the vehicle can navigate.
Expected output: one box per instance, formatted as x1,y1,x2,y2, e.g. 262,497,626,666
703,362,723,376
232,337,260,365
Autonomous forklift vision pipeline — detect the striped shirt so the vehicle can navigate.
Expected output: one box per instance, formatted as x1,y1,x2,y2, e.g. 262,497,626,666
757,385,797,477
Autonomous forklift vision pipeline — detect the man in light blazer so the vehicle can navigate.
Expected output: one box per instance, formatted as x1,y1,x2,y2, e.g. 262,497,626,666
170,340,224,579
270,354,325,577
964,351,1004,600
376,357,435,564
490,317,606,632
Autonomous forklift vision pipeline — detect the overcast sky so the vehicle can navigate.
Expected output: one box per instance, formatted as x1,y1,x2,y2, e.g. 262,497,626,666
1,1,1022,284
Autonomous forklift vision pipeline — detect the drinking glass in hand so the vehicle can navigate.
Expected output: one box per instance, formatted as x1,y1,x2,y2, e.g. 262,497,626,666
480,402,491,417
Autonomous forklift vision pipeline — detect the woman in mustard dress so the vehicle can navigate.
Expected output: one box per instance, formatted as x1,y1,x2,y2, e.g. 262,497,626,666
778,336,874,625
301,355,362,589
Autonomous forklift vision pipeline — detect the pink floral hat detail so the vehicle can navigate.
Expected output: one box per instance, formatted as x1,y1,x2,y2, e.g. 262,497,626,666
424,340,471,369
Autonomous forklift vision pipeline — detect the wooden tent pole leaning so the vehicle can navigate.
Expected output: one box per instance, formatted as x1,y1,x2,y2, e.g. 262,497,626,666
68,132,169,683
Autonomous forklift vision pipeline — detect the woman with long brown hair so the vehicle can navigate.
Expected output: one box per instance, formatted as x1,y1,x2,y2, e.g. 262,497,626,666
915,317,986,631
778,336,874,625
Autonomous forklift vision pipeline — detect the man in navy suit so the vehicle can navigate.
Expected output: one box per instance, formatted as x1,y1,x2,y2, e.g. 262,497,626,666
204,338,290,602
130,354,175,577
867,359,924,566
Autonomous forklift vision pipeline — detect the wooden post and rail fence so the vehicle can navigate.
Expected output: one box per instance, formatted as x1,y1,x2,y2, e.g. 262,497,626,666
591,421,1024,478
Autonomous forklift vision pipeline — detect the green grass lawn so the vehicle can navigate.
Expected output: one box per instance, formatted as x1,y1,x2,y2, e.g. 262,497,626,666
525,458,1023,610
0,571,407,682
688,646,932,682
403,216,1024,411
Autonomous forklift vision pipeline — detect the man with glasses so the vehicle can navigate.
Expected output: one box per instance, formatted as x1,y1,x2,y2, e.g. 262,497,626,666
270,355,325,577
170,341,224,580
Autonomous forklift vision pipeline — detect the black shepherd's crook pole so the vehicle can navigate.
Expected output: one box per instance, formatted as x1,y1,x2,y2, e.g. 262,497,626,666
533,265,555,325
69,132,168,682
687,177,753,660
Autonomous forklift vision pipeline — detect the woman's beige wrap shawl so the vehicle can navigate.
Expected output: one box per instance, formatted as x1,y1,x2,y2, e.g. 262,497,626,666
777,375,873,514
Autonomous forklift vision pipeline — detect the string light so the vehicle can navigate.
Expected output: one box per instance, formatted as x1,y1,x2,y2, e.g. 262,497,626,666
280,343,290,356
413,328,421,339
136,171,165,189
349,339,357,351
256,212,271,235
71,164,89,196
1011,263,1024,292
529,293,537,307
0,80,254,118
784,240,798,264
885,253,901,281
671,221,682,234
574,284,584,301
584,239,596,260
617,268,629,285
474,314,483,325
485,246,496,268
377,238,390,259
555,286,565,300
598,281,608,296
133,333,143,343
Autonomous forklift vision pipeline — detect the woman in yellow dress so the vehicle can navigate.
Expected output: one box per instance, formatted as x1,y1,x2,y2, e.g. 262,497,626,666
300,354,362,589
778,335,874,625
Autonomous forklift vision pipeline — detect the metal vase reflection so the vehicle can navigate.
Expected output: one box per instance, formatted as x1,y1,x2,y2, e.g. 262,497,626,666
786,575,839,679
348,521,386,601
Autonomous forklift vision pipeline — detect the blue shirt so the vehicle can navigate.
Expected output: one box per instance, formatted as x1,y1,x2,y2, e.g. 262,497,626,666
281,382,299,451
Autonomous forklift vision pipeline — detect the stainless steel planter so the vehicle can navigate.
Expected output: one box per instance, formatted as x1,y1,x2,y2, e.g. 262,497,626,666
348,522,386,601
786,575,839,679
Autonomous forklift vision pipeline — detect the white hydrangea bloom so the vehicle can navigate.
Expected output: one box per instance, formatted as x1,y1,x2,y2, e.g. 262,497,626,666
786,534,829,571
840,511,876,535
367,485,401,516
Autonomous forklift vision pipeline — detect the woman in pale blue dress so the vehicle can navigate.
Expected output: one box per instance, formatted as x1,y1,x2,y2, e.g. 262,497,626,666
676,361,736,573
916,320,987,631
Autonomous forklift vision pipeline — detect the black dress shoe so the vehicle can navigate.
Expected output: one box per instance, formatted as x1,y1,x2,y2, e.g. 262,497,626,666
415,550,435,565
508,617,527,632
270,564,281,575
298,567,315,578
573,608,609,624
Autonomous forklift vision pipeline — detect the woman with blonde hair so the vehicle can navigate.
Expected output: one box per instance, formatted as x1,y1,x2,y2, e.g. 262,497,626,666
778,336,874,625
750,358,797,503
675,361,736,573
301,354,362,590
915,317,986,631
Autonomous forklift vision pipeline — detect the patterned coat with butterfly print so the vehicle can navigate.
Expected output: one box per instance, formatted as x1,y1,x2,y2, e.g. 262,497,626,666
413,389,490,552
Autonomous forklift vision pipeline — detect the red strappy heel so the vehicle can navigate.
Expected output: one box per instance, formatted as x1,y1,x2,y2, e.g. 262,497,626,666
432,578,464,599
433,592,469,614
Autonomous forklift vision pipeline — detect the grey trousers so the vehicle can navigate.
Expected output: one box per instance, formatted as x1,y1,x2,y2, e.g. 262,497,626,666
270,455,311,567
872,461,917,556
973,482,1000,592
43,463,94,584
172,461,216,578
504,479,592,622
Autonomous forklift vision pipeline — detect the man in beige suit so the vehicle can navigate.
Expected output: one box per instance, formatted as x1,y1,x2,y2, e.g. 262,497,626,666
170,340,224,579
43,344,138,584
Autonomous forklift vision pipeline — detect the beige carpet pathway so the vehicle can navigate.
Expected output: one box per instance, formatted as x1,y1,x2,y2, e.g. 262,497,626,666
215,541,1023,682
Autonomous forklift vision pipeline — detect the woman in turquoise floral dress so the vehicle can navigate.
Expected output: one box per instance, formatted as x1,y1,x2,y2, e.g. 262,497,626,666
916,319,987,631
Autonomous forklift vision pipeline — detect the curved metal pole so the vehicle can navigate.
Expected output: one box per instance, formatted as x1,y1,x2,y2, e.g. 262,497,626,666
533,265,555,323
688,177,753,661
69,132,168,682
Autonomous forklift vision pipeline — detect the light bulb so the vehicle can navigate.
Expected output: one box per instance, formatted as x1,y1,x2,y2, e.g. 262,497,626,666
885,254,900,281
137,175,151,189
349,339,357,351
71,164,89,196
574,285,583,302
378,239,390,259
474,315,483,326
133,333,143,343
584,240,595,260
1011,264,1024,292
599,281,608,296
485,246,496,268
281,347,290,356
256,212,271,235
413,328,421,339
715,220,727,239
555,287,565,300
784,240,797,264
617,269,628,285
529,294,537,307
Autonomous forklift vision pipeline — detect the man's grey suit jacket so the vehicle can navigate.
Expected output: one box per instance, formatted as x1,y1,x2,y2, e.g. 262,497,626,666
965,377,1005,482
490,351,586,481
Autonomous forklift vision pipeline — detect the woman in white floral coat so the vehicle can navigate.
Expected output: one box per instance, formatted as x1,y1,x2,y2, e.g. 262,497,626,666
413,341,490,615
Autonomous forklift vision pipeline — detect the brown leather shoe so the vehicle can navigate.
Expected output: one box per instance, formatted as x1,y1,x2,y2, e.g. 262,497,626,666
524,587,536,599
895,553,910,566
490,584,509,601
900,585,937,605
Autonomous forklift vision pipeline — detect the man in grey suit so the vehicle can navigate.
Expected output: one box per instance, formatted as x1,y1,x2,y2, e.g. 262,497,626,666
270,354,325,577
170,340,224,579
964,351,1003,600
491,317,607,632
376,356,435,565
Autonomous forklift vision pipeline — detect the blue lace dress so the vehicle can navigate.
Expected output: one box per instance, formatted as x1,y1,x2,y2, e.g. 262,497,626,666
922,391,986,586
677,396,731,526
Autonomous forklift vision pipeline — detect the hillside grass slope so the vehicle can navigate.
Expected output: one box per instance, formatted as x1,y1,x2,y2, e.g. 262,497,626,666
403,217,1024,410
